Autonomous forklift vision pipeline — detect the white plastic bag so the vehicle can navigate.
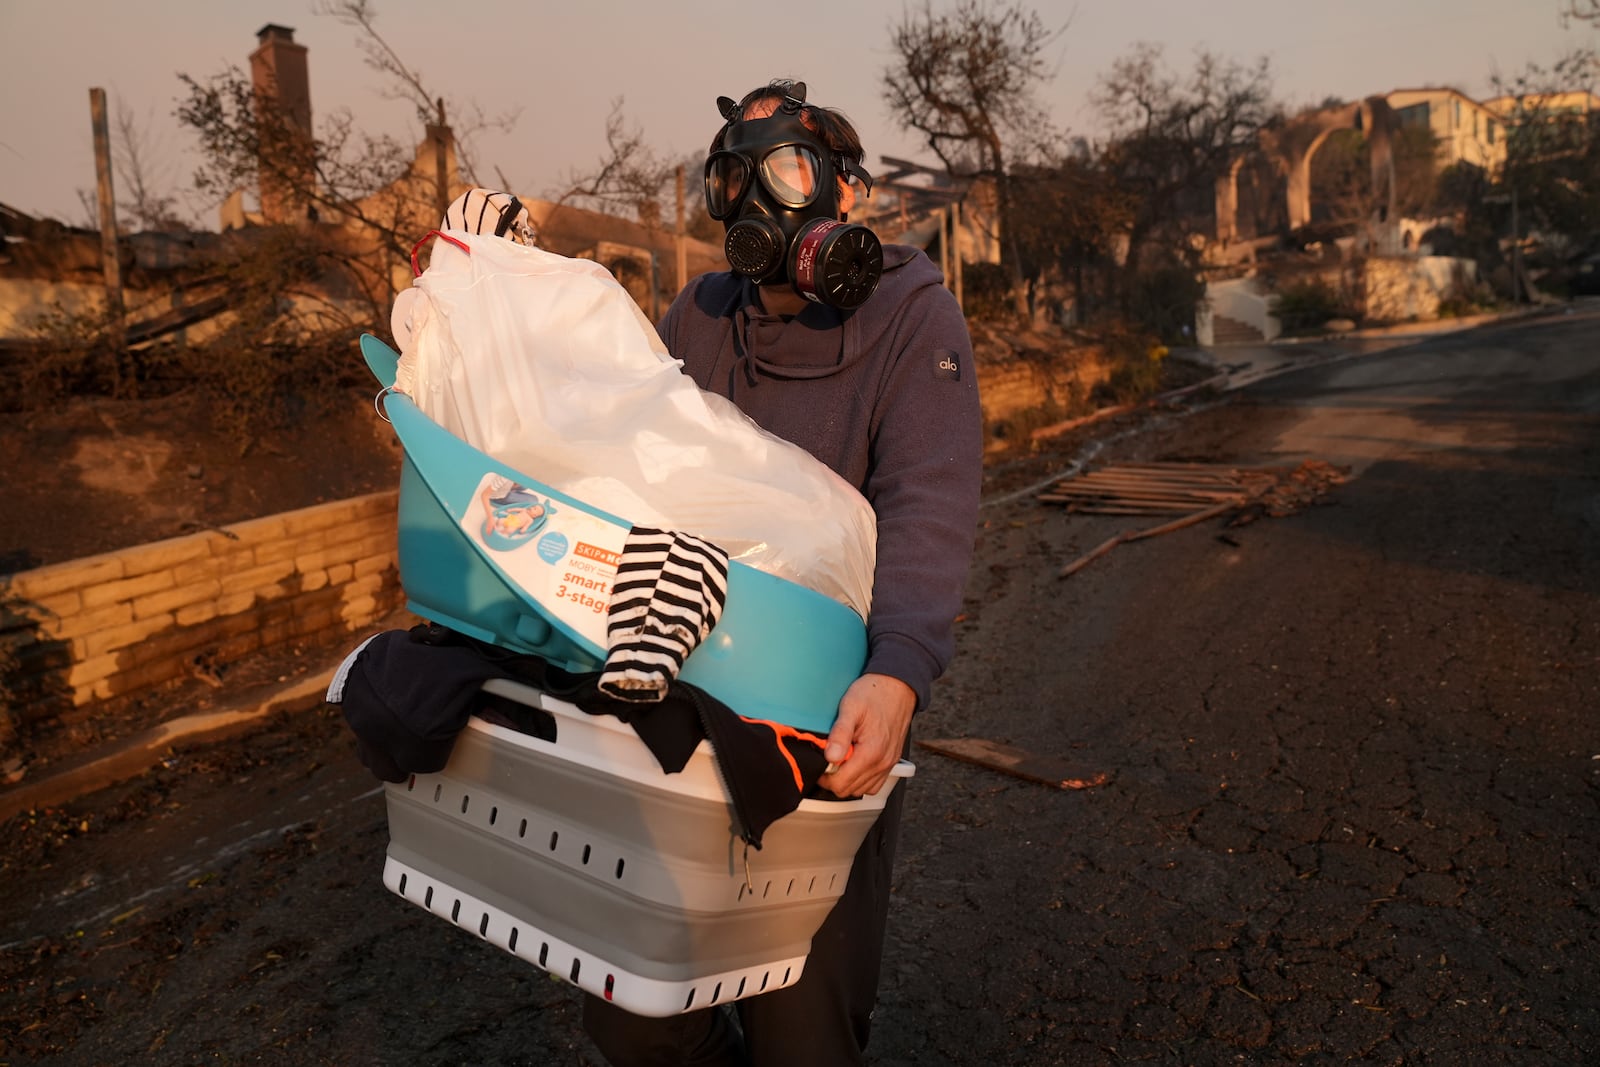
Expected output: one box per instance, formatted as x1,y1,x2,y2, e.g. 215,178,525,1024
390,231,876,617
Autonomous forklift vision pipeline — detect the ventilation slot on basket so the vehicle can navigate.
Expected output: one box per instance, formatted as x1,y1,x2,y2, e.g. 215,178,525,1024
460,794,470,814
569,959,582,983
433,783,442,803
684,988,697,1011
614,858,626,880
709,981,723,1004
450,899,461,923
538,943,549,967
518,818,528,839
549,831,559,851
759,971,769,992
424,886,434,909
488,805,498,826
478,912,489,937
581,844,592,866
736,977,747,998
509,928,519,952
604,974,615,1001
406,775,416,791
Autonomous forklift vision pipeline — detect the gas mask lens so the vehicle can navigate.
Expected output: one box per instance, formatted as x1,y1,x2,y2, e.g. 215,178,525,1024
705,152,750,220
706,145,824,218
759,145,822,207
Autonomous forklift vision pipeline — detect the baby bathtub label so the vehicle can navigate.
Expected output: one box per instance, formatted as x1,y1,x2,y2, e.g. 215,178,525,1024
463,473,625,648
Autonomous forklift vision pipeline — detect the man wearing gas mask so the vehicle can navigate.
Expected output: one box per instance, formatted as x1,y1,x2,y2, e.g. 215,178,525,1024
582,80,983,1066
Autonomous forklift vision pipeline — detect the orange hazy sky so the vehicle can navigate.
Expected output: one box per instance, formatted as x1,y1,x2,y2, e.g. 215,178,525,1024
1,0,1590,227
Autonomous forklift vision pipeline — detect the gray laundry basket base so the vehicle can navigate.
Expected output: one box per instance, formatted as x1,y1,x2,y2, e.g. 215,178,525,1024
380,679,912,1017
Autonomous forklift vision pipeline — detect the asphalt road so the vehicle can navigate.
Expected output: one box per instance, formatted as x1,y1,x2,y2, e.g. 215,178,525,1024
3,306,1597,1065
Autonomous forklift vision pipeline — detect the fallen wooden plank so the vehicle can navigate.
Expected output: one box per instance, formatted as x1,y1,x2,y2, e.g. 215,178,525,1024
1045,493,1236,507
917,737,1112,791
1067,484,1247,500
1043,502,1208,515
1049,477,1245,494
1057,501,1235,577
1068,470,1241,483
1121,500,1237,542
1052,500,1235,515
1057,531,1129,575
1066,480,1244,496
1075,466,1245,482
1113,461,1241,471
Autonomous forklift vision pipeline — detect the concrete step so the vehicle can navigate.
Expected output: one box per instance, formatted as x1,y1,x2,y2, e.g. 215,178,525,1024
1212,313,1265,344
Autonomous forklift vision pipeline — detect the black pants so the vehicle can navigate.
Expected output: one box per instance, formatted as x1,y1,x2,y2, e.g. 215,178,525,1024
582,783,906,1066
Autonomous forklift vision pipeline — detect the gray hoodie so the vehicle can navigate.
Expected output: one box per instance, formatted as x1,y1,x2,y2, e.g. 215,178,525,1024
658,244,983,710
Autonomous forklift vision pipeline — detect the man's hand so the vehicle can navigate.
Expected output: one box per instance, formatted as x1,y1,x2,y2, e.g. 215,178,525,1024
819,673,915,798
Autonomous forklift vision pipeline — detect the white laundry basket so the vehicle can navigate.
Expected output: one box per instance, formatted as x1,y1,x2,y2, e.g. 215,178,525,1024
382,676,913,1017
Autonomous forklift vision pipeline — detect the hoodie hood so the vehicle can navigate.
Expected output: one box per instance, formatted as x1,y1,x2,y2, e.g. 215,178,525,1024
721,244,945,384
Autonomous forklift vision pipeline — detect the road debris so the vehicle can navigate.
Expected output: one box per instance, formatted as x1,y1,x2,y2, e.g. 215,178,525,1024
917,737,1111,791
1225,459,1350,525
1037,460,1273,514
1043,460,1349,577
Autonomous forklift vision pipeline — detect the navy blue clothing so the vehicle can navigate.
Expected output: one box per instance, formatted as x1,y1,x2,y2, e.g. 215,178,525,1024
582,248,981,1066
658,245,983,711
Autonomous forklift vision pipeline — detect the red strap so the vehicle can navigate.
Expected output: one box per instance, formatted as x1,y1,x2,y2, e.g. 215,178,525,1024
410,230,470,276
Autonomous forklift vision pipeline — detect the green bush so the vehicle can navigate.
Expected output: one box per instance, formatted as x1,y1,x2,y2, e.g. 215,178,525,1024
1270,278,1347,333
1091,324,1169,406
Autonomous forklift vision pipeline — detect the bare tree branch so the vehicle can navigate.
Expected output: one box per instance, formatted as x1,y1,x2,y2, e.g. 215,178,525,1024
1092,44,1278,275
551,99,675,225
315,0,521,186
882,0,1067,178
112,102,188,232
1562,0,1600,26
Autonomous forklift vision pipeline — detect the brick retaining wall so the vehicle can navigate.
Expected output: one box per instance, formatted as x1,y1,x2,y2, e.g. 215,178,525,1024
978,351,1113,433
1,492,403,729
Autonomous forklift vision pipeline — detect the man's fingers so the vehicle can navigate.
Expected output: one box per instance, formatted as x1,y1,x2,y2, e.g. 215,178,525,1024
824,707,860,765
819,673,915,795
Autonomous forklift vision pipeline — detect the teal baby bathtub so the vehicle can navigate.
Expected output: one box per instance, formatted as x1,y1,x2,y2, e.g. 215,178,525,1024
361,335,864,734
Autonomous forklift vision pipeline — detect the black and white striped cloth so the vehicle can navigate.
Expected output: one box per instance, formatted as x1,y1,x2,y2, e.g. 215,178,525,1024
441,187,539,246
599,527,730,702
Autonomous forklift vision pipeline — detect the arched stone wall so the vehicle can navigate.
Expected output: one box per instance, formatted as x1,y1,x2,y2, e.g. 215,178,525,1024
1212,98,1397,242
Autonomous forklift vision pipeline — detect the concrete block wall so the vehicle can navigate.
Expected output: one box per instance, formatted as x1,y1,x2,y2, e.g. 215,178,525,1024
1,492,403,728
1364,255,1477,323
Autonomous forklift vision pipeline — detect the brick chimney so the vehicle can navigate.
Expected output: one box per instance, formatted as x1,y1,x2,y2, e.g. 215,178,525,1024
250,24,314,223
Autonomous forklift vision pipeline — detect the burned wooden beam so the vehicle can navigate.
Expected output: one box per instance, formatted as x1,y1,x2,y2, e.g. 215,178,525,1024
1056,501,1235,577
917,738,1111,791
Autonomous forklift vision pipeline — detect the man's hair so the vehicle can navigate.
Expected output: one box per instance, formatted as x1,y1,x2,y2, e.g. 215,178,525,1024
710,79,865,167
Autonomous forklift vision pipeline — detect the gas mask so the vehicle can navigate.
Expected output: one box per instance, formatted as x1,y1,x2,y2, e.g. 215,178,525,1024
705,86,883,310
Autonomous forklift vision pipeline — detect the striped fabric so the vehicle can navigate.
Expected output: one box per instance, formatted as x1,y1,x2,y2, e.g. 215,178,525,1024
599,527,730,702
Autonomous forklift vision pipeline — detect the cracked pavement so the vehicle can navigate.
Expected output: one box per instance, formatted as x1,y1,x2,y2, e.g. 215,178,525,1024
2,307,1597,1065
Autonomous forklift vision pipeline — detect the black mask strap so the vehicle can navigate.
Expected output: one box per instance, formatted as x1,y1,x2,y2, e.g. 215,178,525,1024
837,158,873,198
493,195,525,238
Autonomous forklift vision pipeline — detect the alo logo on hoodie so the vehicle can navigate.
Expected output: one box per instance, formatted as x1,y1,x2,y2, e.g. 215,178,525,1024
932,349,961,382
